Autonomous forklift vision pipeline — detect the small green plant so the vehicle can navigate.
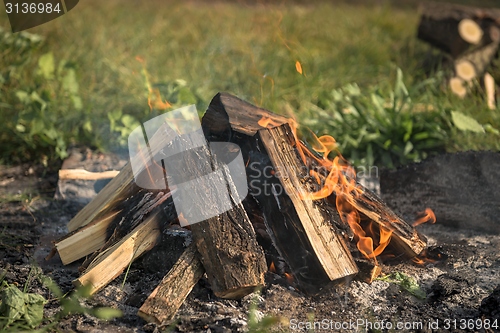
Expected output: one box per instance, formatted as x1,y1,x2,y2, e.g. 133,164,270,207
0,27,90,164
300,69,448,169
0,281,46,330
377,272,426,300
0,274,122,332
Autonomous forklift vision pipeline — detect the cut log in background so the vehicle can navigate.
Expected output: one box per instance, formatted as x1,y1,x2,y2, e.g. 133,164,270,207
52,92,427,324
381,151,500,235
418,2,500,108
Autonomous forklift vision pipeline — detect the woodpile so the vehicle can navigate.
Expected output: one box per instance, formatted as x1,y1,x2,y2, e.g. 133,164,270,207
418,2,500,108
51,93,428,325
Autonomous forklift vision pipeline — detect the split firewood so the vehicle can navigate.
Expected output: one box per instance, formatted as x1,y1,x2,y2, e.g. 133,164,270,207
54,210,121,265
79,190,175,272
54,118,181,265
484,72,497,109
183,146,267,299
55,188,174,266
58,169,120,181
138,243,204,325
203,93,358,294
74,208,165,295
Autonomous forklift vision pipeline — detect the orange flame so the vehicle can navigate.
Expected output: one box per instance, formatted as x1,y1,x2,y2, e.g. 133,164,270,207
135,55,172,111
284,272,294,284
269,261,276,273
413,208,436,227
258,116,282,128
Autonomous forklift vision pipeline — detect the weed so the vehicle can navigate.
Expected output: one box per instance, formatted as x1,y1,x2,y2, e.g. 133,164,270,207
0,272,122,332
377,272,426,300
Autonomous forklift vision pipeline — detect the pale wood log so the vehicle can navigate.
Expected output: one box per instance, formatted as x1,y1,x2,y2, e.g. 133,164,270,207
73,209,163,295
458,18,483,45
55,210,121,265
66,122,177,232
203,93,358,295
137,243,204,325
58,169,120,180
455,59,477,81
485,72,497,109
66,164,134,232
418,2,500,57
450,77,467,98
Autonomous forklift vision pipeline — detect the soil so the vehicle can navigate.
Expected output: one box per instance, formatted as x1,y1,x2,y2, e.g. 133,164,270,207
1,148,499,332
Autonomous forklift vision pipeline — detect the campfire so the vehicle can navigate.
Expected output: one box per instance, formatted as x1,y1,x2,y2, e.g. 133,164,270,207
50,93,434,325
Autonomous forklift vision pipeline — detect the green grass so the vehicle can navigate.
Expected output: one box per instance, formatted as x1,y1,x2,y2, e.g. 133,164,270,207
0,0,499,166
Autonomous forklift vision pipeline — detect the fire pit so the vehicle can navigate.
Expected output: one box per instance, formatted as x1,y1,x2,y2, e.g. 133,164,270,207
27,93,500,332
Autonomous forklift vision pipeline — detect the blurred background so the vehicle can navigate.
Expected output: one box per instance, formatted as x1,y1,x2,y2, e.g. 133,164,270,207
1,0,499,170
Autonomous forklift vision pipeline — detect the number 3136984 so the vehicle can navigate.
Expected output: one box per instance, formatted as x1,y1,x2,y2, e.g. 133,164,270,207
5,2,62,14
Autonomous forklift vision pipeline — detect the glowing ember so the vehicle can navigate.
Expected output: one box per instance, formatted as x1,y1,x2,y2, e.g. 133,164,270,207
148,88,171,111
413,208,436,227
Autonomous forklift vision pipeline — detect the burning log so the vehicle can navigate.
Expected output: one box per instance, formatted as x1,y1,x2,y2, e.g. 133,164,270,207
137,243,204,325
328,186,427,259
202,93,359,294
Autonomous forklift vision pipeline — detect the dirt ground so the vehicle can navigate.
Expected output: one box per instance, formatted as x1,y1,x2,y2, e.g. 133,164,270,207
1,148,499,332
